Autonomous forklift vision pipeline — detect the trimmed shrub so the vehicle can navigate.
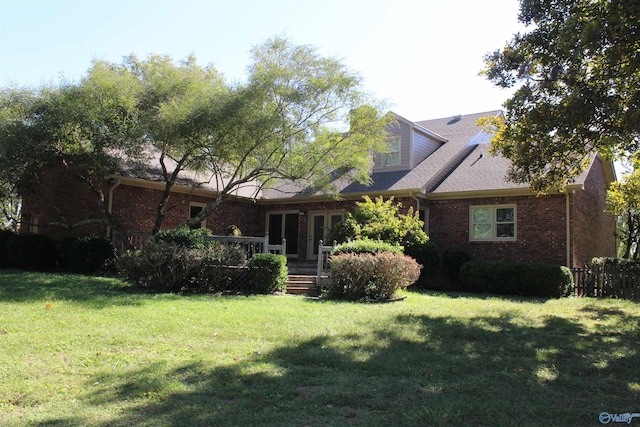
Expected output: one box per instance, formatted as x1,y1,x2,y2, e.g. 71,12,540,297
442,248,471,280
459,261,573,298
116,242,197,293
152,226,211,249
0,229,16,267
328,252,421,302
7,233,58,271
116,238,248,293
66,235,116,274
248,254,288,294
332,239,403,256
404,239,439,273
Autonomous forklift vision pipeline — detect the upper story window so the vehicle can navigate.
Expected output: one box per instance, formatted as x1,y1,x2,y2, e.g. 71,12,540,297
470,205,516,241
383,136,401,167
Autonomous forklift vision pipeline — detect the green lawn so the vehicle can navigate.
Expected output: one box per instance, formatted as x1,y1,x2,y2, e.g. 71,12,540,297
0,270,638,426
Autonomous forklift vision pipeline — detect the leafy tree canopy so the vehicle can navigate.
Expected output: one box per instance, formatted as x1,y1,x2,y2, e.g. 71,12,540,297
607,156,640,259
0,37,392,237
482,0,639,192
334,196,428,245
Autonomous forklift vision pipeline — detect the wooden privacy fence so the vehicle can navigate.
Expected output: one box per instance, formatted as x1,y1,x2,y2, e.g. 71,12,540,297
572,263,640,299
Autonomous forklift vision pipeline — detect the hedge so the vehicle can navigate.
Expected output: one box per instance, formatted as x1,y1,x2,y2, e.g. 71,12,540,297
0,229,16,267
7,233,58,271
459,261,573,298
115,237,293,294
66,235,116,274
332,239,404,256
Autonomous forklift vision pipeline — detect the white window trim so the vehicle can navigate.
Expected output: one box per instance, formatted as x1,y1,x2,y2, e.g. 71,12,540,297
469,204,516,242
383,136,401,167
189,202,207,229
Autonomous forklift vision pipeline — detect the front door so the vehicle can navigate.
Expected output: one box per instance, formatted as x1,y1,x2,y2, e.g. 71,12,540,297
308,211,344,260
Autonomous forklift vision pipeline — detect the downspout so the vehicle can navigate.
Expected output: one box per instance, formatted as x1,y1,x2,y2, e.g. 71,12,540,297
107,178,121,239
410,192,420,212
565,189,571,267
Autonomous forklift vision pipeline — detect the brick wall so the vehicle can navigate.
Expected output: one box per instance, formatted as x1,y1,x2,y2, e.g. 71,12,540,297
109,184,262,236
571,157,616,266
23,164,615,267
20,167,107,240
427,194,568,266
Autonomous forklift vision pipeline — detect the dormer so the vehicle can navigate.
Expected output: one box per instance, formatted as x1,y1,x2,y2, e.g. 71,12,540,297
373,112,448,172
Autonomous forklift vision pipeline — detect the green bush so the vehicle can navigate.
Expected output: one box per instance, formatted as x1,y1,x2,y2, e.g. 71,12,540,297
66,235,116,274
335,196,428,245
442,248,471,279
116,239,247,293
404,239,439,273
116,242,196,293
152,226,211,249
459,261,573,298
328,252,421,302
591,257,640,268
248,254,288,294
7,233,58,271
0,229,16,267
332,239,403,256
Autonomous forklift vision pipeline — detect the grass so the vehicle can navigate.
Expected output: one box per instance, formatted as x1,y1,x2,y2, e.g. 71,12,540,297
0,269,639,426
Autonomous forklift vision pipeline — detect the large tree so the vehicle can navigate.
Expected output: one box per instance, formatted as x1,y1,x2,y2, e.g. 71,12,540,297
0,37,391,238
184,37,391,228
482,0,640,191
607,157,640,259
0,65,141,238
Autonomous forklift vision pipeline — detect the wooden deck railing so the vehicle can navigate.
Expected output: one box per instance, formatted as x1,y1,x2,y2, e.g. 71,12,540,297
316,240,335,289
112,231,286,258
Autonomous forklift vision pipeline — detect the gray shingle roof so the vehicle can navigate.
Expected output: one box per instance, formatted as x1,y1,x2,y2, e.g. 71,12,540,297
261,110,522,199
115,110,611,201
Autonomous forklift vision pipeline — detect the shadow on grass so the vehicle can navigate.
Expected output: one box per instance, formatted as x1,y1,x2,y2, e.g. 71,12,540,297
0,269,151,308
42,304,640,426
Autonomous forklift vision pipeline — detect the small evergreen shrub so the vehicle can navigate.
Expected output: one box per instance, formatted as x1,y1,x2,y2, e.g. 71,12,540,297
0,229,16,267
67,235,116,274
332,239,403,256
248,254,288,294
459,261,573,298
404,239,439,273
7,233,58,271
152,226,211,249
442,248,471,280
328,252,421,302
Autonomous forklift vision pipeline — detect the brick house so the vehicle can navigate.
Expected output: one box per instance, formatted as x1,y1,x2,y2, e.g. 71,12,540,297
20,111,617,267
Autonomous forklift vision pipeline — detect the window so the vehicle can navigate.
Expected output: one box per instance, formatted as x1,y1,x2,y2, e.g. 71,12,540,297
470,205,516,241
384,136,401,167
267,211,299,256
418,208,429,235
189,203,206,229
22,214,39,234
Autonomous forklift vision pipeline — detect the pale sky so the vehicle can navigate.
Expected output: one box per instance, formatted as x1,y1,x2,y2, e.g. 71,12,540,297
0,0,526,121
